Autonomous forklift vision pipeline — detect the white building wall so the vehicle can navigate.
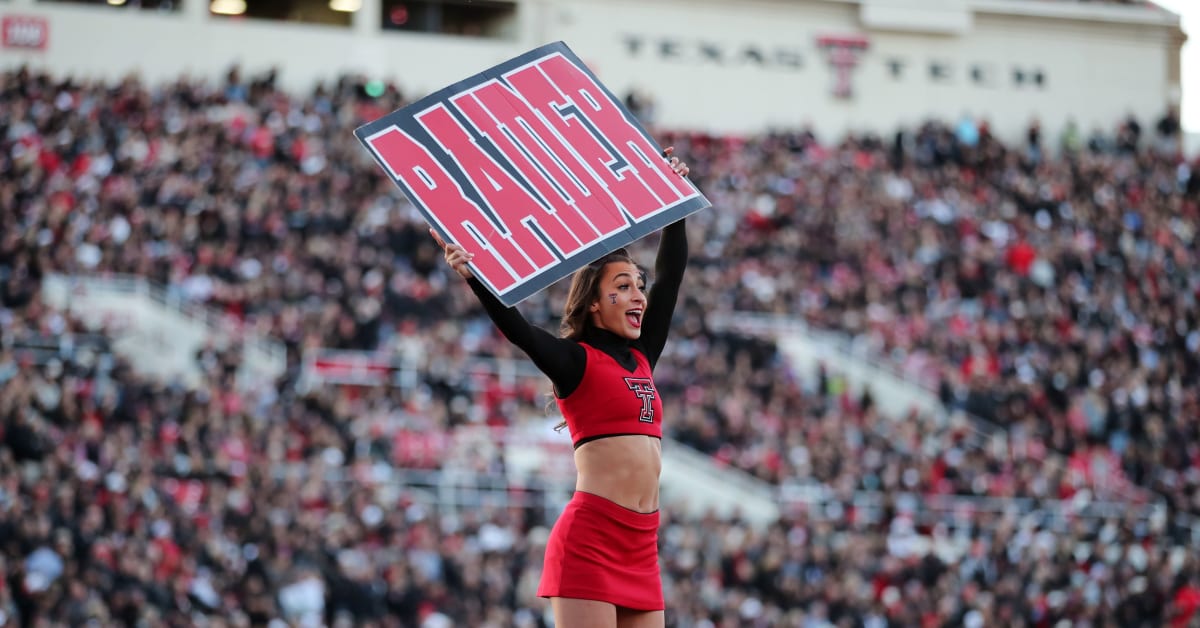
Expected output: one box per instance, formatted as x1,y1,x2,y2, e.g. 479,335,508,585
0,0,1181,141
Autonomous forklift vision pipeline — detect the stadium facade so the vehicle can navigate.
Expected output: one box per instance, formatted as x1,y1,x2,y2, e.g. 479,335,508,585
0,0,1185,141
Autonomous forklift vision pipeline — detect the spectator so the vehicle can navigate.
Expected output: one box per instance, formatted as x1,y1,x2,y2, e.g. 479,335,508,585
2,64,1199,626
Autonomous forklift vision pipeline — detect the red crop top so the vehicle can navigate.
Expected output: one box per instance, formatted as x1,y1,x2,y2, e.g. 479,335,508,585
556,343,664,448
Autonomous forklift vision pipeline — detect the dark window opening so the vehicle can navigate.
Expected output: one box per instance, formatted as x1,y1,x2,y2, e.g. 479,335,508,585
382,0,517,39
37,0,179,12
210,0,352,27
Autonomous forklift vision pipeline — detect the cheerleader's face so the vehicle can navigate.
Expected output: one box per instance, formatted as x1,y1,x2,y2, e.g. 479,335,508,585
589,261,647,340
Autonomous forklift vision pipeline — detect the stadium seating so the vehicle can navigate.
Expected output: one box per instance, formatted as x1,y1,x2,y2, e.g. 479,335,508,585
2,66,1199,626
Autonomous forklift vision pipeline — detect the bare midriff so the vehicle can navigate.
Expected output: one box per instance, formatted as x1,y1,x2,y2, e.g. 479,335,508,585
573,434,662,513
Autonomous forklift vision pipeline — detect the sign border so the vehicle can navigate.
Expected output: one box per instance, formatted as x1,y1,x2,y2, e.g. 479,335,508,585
355,41,711,306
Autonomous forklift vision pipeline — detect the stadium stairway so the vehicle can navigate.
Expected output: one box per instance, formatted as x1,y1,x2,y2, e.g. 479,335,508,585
707,311,1200,544
41,274,286,390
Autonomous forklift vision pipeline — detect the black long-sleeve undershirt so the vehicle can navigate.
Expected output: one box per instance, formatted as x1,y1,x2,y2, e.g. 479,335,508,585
467,220,688,398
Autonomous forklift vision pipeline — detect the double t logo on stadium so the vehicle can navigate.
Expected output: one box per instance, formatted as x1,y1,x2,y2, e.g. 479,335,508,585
356,42,711,306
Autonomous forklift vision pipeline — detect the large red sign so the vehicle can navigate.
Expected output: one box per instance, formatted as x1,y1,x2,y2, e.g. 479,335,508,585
356,41,710,306
2,15,49,51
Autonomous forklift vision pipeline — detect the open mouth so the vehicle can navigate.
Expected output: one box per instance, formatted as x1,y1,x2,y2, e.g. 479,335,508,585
625,309,643,329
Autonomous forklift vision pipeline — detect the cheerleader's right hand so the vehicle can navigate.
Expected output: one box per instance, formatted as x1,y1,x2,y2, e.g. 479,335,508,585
430,228,475,280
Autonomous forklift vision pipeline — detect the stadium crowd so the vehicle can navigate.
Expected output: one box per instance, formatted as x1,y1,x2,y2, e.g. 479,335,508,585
651,107,1199,518
2,64,1200,625
2,305,1197,627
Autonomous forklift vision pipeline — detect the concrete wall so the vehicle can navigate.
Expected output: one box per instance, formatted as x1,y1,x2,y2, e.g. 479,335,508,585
0,0,1182,141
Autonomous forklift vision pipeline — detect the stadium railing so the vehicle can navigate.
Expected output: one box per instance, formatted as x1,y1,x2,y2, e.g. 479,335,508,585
268,463,577,522
779,482,1167,532
298,344,1198,537
301,346,784,526
709,309,1200,545
5,327,113,369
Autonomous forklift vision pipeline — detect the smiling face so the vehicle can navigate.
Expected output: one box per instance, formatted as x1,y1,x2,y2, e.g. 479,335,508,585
588,261,647,340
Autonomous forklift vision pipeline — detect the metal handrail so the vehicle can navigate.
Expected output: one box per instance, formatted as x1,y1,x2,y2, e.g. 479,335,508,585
267,463,576,517
779,481,1164,526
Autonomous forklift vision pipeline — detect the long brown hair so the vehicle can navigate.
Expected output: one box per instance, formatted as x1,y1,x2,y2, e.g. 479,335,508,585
559,248,642,339
551,248,643,432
